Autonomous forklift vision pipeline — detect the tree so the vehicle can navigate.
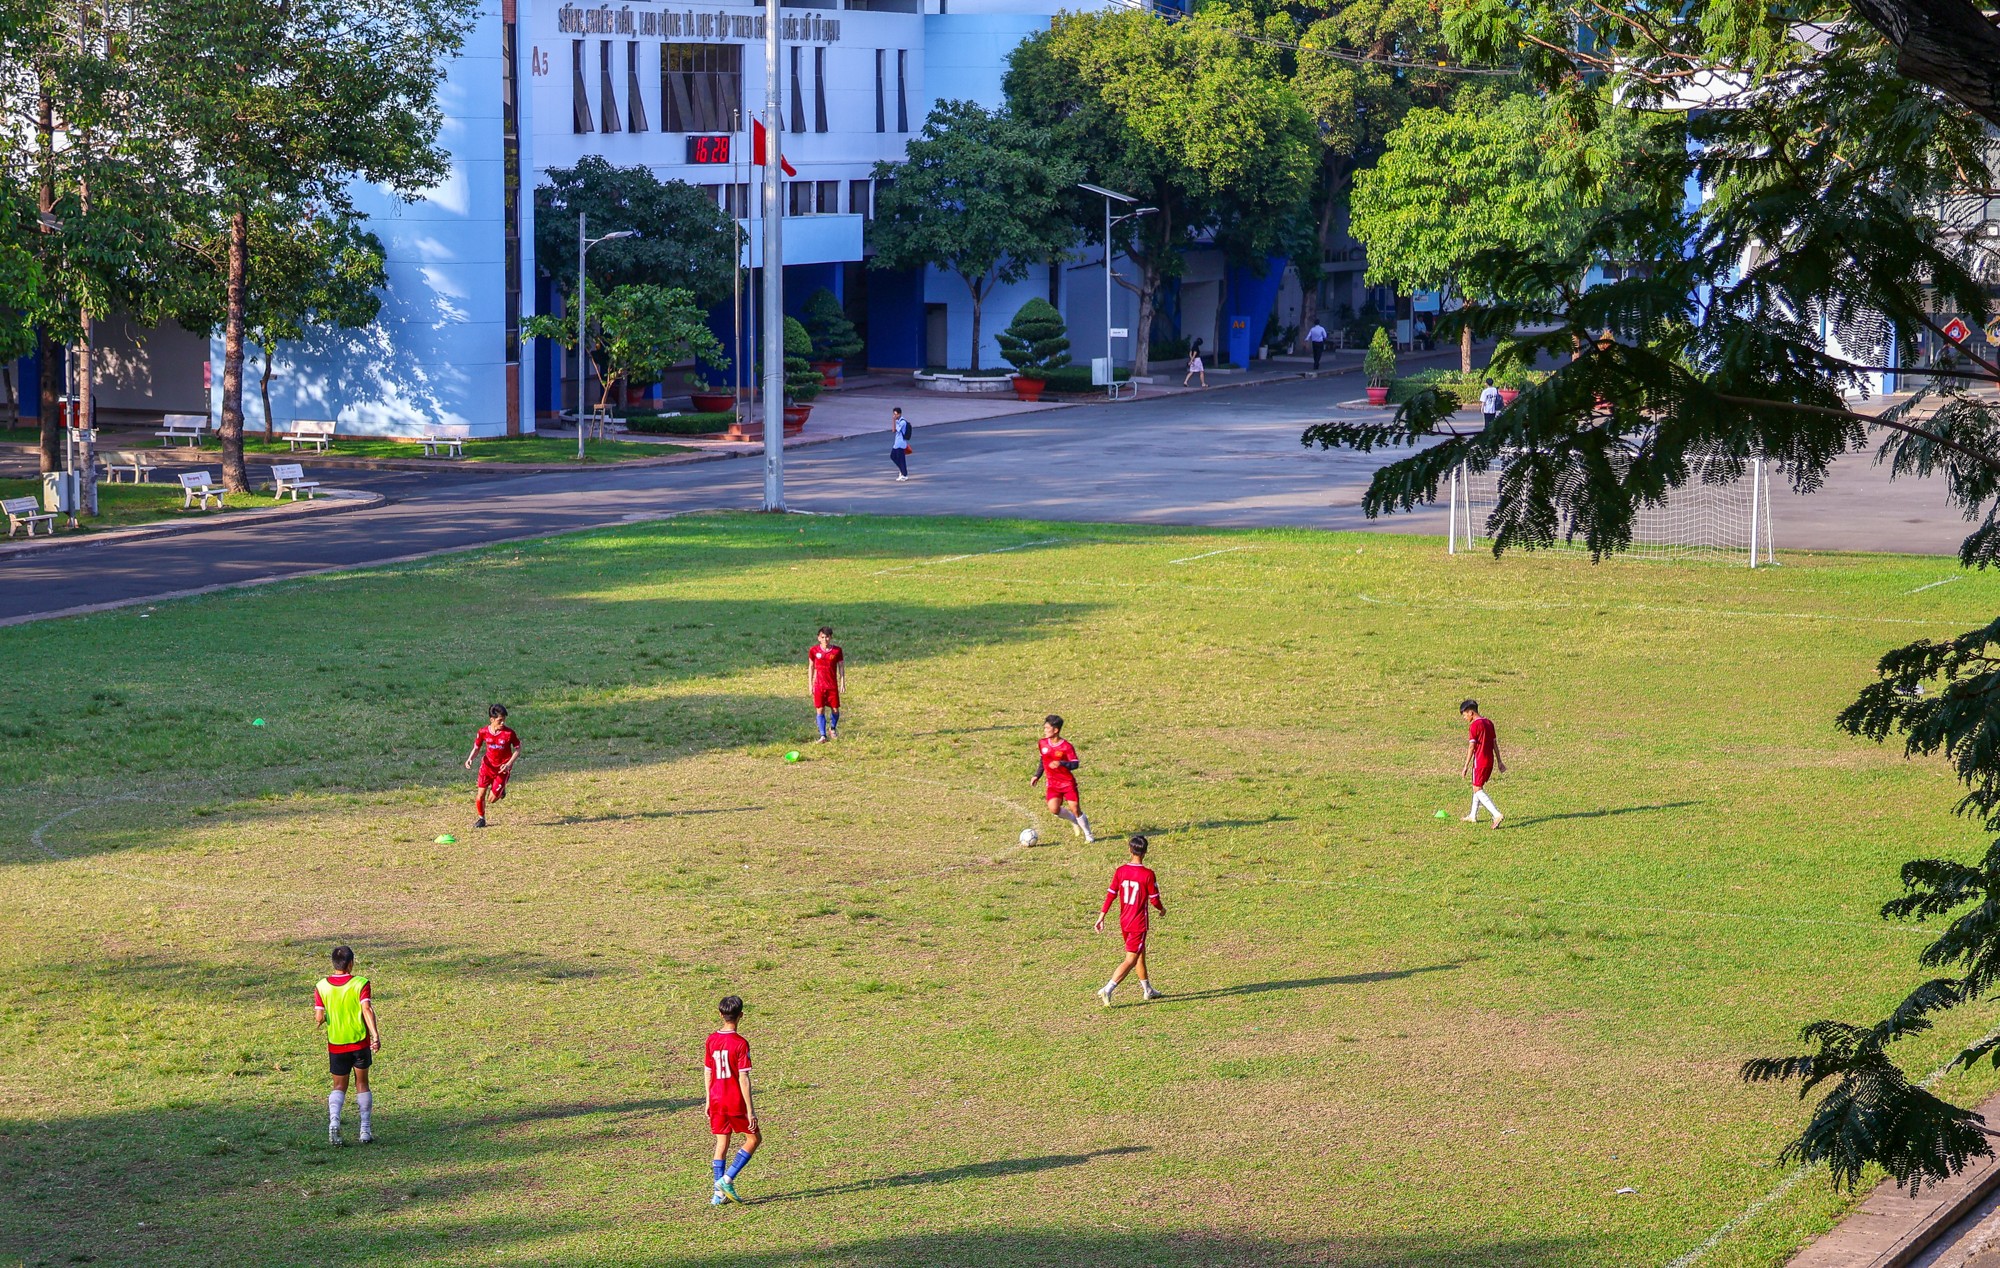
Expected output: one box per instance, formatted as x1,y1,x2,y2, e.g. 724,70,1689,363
995,298,1072,379
780,315,822,407
533,157,736,307
1309,0,2000,1194
524,284,725,419
869,100,1078,372
147,0,475,492
802,287,863,364
237,210,386,440
1006,9,1317,374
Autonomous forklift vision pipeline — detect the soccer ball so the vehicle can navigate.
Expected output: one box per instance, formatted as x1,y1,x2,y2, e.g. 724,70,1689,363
1019,828,1040,847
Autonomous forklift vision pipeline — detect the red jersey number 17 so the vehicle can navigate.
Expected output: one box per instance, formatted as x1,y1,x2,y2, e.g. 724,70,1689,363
1120,879,1142,906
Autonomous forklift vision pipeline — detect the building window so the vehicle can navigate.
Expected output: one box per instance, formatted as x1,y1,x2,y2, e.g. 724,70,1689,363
816,179,838,212
849,178,871,219
895,49,908,132
661,43,741,133
789,45,805,133
813,47,828,132
599,41,621,133
788,181,813,216
874,50,885,133
572,40,592,133
727,182,750,218
626,42,649,132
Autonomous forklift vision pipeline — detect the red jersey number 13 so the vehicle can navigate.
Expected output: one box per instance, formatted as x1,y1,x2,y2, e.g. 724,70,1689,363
711,1050,733,1080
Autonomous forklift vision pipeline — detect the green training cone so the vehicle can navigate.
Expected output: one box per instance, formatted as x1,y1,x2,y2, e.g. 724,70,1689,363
252,718,266,726
1435,810,1448,819
436,834,457,844
784,751,801,762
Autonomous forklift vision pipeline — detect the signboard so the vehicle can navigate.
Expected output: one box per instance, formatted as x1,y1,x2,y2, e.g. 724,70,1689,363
686,135,732,164
1942,316,1973,343
1108,327,1128,339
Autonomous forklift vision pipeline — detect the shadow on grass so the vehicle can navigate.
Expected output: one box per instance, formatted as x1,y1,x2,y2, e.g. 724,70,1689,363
750,1145,1151,1205
550,804,764,826
669,1228,1590,1267
1152,962,1461,1005
1503,801,1703,829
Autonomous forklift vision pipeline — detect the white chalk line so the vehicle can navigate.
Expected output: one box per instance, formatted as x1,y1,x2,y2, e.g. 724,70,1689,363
1908,575,1964,595
869,538,1062,575
1167,547,1251,565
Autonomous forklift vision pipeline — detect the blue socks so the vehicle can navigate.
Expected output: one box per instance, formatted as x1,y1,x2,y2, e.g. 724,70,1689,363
725,1148,754,1181
829,710,839,732
816,714,828,737
712,1158,726,1183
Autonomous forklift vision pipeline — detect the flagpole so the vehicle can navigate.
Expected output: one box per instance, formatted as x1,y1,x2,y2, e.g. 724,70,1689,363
760,0,785,511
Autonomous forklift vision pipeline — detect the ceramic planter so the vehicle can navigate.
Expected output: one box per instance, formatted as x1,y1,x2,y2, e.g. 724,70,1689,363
1012,376,1046,402
1366,385,1391,405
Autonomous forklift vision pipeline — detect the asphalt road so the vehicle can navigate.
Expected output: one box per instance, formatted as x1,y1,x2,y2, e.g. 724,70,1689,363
0,373,1974,625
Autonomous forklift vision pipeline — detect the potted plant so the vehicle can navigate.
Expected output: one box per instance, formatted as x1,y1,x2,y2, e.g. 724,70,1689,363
995,298,1070,402
781,315,821,431
1495,366,1526,408
802,288,863,388
1364,328,1397,405
685,372,736,415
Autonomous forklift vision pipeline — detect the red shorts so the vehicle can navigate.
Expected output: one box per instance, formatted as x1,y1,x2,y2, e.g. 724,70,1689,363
1045,779,1078,805
478,765,511,794
709,1102,752,1135
813,684,840,710
1122,925,1148,955
1472,760,1494,790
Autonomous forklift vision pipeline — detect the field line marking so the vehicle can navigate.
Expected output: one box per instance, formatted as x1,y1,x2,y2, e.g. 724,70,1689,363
1908,576,1962,595
1168,547,1250,565
870,538,1063,576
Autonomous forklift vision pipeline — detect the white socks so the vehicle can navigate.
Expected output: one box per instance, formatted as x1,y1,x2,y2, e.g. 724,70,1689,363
328,1089,345,1127
1470,790,1501,820
1076,814,1092,839
357,1092,373,1133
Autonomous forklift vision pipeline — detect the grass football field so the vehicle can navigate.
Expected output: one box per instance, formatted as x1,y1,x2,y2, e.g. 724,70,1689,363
3,512,1996,1267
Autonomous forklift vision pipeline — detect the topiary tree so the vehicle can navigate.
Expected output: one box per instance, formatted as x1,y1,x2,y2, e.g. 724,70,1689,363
802,288,863,364
782,315,822,405
1363,328,1397,387
995,298,1071,381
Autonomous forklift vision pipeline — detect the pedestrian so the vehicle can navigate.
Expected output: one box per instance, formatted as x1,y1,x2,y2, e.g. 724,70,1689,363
1459,698,1505,828
1479,378,1503,428
1094,835,1167,1006
703,995,761,1204
1307,320,1328,370
314,945,382,1145
889,406,912,481
1183,348,1206,388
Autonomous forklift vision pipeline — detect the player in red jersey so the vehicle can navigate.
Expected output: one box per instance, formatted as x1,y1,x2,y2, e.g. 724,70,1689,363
1460,698,1505,827
808,626,845,742
704,995,761,1204
1095,835,1166,1005
1030,714,1093,842
463,704,521,829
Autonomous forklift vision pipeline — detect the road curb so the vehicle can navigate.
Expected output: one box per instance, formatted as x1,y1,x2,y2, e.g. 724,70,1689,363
0,489,386,560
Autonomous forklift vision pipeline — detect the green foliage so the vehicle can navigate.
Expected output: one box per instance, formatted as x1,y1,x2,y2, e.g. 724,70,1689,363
802,288,863,363
1035,364,1129,393
1362,329,1397,386
994,298,1071,379
870,100,1078,371
624,410,737,435
525,285,726,417
1388,368,1548,404
534,157,736,307
782,315,821,405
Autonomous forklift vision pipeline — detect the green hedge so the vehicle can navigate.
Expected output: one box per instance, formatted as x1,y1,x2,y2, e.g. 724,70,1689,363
624,410,738,435
1038,365,1131,394
1387,368,1550,405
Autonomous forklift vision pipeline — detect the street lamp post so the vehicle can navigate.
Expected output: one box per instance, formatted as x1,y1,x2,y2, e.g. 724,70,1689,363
576,212,637,460
1078,183,1156,377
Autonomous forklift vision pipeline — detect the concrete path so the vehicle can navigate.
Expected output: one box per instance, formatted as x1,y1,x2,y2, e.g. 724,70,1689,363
0,372,1975,625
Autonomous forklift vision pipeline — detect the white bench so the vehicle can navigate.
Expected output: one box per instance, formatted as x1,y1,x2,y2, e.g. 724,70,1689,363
156,413,211,447
100,450,158,483
289,420,337,453
179,470,225,510
270,462,320,501
420,429,467,458
3,495,57,538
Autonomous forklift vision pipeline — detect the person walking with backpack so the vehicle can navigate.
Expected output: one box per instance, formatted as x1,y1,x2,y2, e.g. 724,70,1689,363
889,407,913,481
1306,320,1328,371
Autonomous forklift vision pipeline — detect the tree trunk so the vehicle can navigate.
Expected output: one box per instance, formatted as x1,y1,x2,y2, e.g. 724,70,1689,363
78,312,97,515
965,273,985,372
219,206,250,492
1462,316,1473,374
1845,0,2000,129
1130,259,1161,378
260,345,276,442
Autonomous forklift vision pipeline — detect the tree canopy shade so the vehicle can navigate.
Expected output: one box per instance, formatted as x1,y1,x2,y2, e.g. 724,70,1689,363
230,210,387,440
1005,8,1317,374
147,0,475,490
533,157,737,308
1308,0,2000,1195
524,284,724,419
868,100,1078,372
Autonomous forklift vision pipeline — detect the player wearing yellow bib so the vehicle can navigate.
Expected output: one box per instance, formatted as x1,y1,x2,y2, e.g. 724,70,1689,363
313,945,382,1145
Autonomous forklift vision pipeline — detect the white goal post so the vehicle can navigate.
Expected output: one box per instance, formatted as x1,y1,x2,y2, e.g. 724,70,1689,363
1447,455,1776,567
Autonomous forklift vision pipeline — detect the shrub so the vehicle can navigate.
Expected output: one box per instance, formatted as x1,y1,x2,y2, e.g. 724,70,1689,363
1364,329,1397,386
782,316,821,404
625,411,737,435
1037,365,1130,394
995,298,1072,379
1386,368,1551,405
802,288,863,362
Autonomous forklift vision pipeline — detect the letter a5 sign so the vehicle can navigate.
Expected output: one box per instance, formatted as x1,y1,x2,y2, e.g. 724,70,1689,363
1942,317,1972,344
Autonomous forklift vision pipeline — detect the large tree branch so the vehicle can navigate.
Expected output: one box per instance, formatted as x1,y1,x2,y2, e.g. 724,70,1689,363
1845,0,2000,129
1714,391,2000,473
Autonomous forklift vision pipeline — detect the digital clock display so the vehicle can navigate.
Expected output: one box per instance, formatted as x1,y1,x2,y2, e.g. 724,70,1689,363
686,135,732,164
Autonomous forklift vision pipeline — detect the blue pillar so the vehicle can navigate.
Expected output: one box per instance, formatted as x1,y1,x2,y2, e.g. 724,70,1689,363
867,267,923,373
1223,255,1287,367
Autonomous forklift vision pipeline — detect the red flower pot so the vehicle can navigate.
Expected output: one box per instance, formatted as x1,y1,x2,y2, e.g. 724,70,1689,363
814,360,843,389
1366,385,1390,405
1012,376,1046,402
690,392,736,413
782,405,812,434
1498,388,1520,407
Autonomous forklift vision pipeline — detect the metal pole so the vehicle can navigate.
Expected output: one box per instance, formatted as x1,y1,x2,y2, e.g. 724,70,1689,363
1447,466,1458,554
577,211,588,461
1103,196,1112,372
1748,459,1760,568
760,0,785,511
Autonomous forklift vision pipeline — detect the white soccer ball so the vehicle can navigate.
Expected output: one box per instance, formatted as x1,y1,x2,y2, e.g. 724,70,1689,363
1019,828,1040,847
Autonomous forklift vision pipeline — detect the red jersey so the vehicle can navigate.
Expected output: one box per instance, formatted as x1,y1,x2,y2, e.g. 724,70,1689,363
1468,716,1497,764
1039,737,1079,788
808,643,844,687
705,1031,752,1110
312,974,371,1054
1102,863,1163,932
475,723,521,771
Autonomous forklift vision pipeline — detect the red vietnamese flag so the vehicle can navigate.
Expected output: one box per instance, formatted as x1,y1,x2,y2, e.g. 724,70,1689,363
752,118,796,177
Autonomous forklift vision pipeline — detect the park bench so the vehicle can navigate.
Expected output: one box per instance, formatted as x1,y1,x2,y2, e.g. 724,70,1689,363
99,450,158,484
269,462,320,501
420,427,467,458
155,413,211,447
3,495,56,538
179,470,225,510
289,420,337,453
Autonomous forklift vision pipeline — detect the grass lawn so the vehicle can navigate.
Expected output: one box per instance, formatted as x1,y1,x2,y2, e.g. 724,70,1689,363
0,477,286,533
2,514,1995,1267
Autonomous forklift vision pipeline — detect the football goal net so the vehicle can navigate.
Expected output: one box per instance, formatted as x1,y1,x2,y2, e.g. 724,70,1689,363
1445,454,1777,566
